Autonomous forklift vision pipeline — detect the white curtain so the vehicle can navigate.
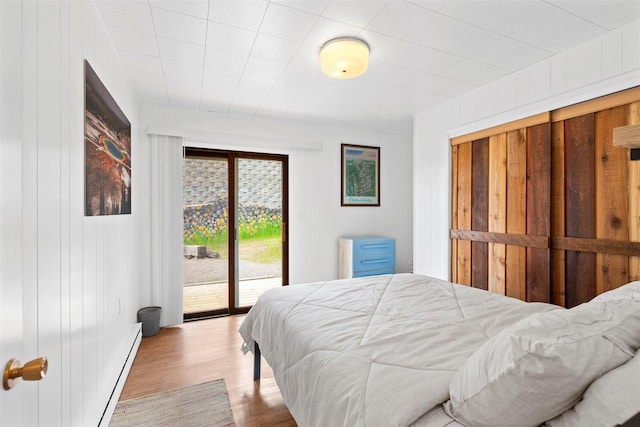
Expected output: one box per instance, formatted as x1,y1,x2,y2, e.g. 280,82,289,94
149,134,184,326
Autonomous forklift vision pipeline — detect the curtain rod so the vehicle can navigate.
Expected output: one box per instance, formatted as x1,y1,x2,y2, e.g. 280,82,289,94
146,126,323,152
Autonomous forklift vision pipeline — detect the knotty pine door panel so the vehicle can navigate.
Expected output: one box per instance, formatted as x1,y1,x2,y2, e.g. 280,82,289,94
453,143,472,286
595,107,629,296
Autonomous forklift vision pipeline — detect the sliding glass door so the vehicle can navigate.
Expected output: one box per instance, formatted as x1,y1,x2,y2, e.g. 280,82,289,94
183,148,288,318
183,154,230,315
235,157,286,308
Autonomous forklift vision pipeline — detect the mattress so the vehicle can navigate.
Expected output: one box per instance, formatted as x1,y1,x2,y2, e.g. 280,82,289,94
239,273,558,426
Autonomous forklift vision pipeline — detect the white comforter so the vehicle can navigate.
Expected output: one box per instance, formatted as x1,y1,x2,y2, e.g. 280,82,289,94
239,273,558,427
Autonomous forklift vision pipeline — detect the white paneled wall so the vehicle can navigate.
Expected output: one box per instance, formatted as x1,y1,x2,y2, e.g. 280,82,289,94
0,1,142,426
288,132,413,282
413,19,640,280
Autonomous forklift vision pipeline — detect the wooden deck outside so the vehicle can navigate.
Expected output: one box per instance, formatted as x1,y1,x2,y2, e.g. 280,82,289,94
183,277,281,313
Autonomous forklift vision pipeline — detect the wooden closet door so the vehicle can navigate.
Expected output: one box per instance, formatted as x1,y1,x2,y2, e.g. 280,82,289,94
451,87,640,307
555,106,637,307
451,119,551,302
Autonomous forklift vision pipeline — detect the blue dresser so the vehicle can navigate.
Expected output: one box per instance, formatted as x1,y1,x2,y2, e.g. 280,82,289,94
339,236,396,279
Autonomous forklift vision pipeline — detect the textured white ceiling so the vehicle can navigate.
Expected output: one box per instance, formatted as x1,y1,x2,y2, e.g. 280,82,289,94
97,0,640,135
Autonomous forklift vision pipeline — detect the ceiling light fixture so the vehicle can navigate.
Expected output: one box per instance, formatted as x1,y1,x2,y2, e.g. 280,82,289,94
320,37,369,79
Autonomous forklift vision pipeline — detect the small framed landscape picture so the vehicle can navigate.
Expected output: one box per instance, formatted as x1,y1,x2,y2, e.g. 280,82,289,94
341,143,380,206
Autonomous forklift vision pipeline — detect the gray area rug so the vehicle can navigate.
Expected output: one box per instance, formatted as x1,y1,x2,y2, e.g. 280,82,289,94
109,379,235,427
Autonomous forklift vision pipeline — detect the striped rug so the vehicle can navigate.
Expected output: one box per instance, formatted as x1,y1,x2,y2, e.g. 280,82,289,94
109,379,235,427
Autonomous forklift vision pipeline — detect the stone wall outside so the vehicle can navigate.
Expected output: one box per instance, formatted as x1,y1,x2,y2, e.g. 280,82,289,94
183,158,282,242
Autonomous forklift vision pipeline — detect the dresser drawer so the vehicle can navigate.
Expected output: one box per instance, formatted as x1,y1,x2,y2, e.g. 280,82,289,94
352,238,396,257
339,236,396,279
352,253,395,273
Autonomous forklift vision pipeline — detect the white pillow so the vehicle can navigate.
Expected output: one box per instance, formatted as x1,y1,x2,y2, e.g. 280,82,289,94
591,280,640,303
544,350,640,427
444,299,640,427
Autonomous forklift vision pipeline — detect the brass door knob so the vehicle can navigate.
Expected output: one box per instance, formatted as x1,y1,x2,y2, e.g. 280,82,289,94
3,357,48,390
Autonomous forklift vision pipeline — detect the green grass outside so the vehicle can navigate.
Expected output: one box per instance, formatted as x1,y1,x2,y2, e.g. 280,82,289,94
240,236,281,264
184,219,282,264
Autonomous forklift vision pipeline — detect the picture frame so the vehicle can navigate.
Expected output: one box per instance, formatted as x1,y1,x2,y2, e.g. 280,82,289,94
84,60,132,216
341,143,380,206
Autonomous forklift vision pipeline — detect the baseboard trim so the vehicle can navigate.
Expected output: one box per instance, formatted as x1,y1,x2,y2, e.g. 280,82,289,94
98,324,142,427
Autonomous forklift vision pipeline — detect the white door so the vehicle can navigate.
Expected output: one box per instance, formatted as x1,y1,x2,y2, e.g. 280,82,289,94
0,1,26,423
0,2,43,425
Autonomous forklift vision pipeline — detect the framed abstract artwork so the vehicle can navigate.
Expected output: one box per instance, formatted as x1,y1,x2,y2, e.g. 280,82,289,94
84,60,131,216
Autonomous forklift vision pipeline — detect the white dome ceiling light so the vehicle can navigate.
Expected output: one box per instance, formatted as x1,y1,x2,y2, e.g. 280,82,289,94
320,37,370,79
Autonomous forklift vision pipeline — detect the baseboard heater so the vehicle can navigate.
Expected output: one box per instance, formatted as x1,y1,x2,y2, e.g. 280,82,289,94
98,325,143,426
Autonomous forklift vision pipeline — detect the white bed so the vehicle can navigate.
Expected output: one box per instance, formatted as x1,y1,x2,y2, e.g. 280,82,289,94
239,273,640,427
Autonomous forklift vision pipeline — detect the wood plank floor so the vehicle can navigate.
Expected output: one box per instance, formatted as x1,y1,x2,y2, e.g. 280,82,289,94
119,315,297,426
